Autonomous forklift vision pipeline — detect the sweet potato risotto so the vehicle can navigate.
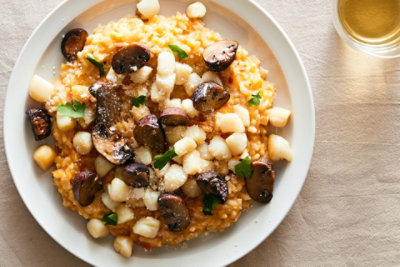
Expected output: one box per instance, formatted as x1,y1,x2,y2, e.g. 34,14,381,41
26,0,293,258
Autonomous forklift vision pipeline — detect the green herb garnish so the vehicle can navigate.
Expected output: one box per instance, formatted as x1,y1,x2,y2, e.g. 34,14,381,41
131,95,147,107
169,44,189,61
203,195,222,215
153,148,178,170
86,54,104,77
235,156,253,179
57,100,85,118
248,92,262,107
102,213,118,226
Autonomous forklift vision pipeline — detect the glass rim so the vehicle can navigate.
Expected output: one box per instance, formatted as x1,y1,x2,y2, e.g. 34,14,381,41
332,0,400,59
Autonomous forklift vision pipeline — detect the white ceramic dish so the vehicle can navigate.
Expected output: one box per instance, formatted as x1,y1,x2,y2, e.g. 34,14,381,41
4,0,315,266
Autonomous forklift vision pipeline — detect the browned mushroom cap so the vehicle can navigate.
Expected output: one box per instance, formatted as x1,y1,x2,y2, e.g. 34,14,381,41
158,193,190,232
121,163,149,187
92,124,134,165
89,82,120,127
111,43,151,74
25,108,52,141
196,171,228,203
71,171,102,206
245,158,276,203
61,28,88,62
159,107,190,126
134,114,166,153
192,82,230,113
203,40,238,72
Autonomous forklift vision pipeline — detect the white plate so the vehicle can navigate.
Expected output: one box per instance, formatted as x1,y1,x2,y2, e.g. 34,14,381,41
4,0,315,266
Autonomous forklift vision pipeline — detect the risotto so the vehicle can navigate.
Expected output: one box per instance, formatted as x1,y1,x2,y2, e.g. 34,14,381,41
26,0,292,258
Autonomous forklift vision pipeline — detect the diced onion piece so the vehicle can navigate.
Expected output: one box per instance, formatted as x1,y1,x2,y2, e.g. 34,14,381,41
95,155,114,177
143,188,160,211
226,133,247,156
164,98,182,109
174,137,197,156
133,217,160,238
164,164,188,191
164,126,187,144
268,134,292,161
185,125,206,145
184,72,201,96
108,178,130,202
134,146,152,165
29,75,54,103
201,71,222,85
130,66,153,84
33,145,56,171
106,67,123,84
73,131,93,155
217,113,245,133
157,51,176,77
208,136,232,160
182,150,203,175
152,74,176,102
200,159,214,172
197,143,212,160
87,219,109,239
56,112,75,131
129,188,145,200
233,105,250,127
71,85,91,102
131,104,150,123
78,107,96,129
137,0,160,19
113,236,134,258
267,107,292,127
175,62,193,85
181,178,202,198
186,2,207,18
181,99,199,118
116,204,135,224
101,192,119,211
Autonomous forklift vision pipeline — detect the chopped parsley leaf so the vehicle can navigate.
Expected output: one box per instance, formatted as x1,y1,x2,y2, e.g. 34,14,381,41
203,194,222,215
57,100,85,118
169,44,189,61
102,212,118,226
248,92,262,107
131,95,147,107
153,148,178,170
235,156,253,179
86,54,104,77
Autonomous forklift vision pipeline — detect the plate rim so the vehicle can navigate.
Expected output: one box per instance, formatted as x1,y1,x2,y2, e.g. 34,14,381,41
3,0,315,265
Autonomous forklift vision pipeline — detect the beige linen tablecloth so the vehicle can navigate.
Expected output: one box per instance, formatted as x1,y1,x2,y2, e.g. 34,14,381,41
1,0,399,266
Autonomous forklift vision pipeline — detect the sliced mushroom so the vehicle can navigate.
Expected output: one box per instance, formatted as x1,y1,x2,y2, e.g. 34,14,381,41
203,40,238,72
245,158,276,203
71,171,102,206
112,43,151,74
92,124,134,165
88,82,120,127
192,82,230,113
158,193,190,232
121,163,149,187
25,108,52,141
134,114,166,153
61,28,88,62
159,107,189,126
196,171,228,203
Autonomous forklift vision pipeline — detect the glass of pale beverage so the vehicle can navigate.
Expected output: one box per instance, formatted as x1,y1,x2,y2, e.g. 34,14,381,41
333,0,400,58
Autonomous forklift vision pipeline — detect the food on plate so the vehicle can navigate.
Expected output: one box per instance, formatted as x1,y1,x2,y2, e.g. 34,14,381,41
25,0,293,258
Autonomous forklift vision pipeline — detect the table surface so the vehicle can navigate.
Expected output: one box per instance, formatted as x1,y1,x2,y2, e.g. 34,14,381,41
1,0,400,266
